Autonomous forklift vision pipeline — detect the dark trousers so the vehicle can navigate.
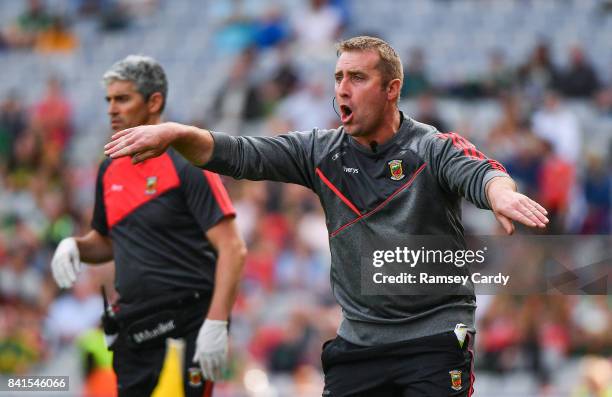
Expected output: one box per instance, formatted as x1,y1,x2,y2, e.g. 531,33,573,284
112,326,213,397
321,331,475,397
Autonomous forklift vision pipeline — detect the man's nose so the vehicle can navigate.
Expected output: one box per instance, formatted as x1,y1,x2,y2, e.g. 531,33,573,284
336,79,350,98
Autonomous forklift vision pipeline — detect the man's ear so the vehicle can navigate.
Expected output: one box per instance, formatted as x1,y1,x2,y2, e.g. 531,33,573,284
387,79,401,103
147,92,164,114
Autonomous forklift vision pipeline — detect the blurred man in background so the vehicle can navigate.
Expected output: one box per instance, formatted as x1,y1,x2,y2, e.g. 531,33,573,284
104,37,549,396
50,55,246,397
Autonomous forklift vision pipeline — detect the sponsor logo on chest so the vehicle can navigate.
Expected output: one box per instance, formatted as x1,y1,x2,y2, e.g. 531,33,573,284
388,159,405,180
145,176,158,195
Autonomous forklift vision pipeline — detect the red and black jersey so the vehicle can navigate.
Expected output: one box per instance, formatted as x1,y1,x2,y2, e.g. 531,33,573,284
92,149,235,305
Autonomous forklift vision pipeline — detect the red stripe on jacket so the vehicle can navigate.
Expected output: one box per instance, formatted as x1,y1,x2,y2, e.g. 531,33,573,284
203,171,236,216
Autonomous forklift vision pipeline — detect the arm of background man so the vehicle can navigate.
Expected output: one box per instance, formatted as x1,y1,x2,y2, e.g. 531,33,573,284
104,122,317,188
204,217,246,321
192,217,246,381
75,229,113,264
427,131,548,233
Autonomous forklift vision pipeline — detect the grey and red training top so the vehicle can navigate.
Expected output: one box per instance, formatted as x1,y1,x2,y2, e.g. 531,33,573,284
205,112,509,346
92,148,235,306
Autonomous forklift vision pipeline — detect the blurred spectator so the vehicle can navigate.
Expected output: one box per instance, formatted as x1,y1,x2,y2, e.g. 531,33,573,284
532,91,582,164
7,129,43,186
268,310,316,373
486,94,524,158
571,296,611,354
213,2,258,54
536,139,576,233
518,42,560,102
487,95,546,197
253,6,289,49
482,50,516,97
570,356,612,397
2,0,53,49
211,47,263,132
401,47,430,98
478,296,521,373
414,92,448,132
0,303,45,374
558,46,600,99
32,77,73,153
580,156,611,233
99,1,131,31
34,16,78,53
269,44,300,100
275,79,336,132
44,272,103,346
292,0,343,57
594,86,612,116
275,238,328,294
0,91,26,166
0,243,43,305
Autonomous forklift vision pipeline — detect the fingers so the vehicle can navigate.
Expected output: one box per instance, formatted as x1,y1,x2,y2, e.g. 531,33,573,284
131,149,158,164
203,357,213,381
530,199,548,216
70,253,81,281
521,202,548,227
51,259,65,287
104,130,139,157
495,213,515,235
110,127,135,141
514,208,539,227
52,256,72,288
193,353,212,381
106,142,139,159
213,355,225,380
104,129,134,153
496,193,550,231
193,353,225,381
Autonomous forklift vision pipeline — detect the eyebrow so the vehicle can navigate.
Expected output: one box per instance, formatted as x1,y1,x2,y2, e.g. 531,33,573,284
335,70,367,77
105,94,130,101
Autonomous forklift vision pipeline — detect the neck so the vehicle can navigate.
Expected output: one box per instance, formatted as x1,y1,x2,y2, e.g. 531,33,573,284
353,107,401,148
148,114,162,125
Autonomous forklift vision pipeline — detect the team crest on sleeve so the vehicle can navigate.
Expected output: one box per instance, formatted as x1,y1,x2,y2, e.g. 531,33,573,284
188,367,203,387
449,369,462,391
388,160,405,181
145,176,158,195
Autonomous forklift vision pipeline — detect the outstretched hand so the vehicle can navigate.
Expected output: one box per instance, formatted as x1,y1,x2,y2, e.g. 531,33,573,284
104,122,179,164
487,177,549,235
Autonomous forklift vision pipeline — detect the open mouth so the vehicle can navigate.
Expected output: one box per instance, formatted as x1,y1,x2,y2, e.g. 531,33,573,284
340,105,353,123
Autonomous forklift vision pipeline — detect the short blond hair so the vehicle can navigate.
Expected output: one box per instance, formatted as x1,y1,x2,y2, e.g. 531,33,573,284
337,36,403,101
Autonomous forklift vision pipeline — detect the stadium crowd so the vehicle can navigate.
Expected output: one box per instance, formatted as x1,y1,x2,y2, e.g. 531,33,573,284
0,0,610,396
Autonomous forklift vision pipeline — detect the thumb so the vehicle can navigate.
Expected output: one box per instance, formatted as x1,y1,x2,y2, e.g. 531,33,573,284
495,213,515,235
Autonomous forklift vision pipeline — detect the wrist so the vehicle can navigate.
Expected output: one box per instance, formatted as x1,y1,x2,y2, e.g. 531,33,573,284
205,307,230,321
205,318,228,326
486,176,516,208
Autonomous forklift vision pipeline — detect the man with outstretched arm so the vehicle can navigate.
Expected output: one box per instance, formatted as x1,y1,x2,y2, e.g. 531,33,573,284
104,38,547,396
51,55,246,397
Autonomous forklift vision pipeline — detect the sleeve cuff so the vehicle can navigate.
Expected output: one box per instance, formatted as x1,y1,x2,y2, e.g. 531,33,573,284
204,131,233,169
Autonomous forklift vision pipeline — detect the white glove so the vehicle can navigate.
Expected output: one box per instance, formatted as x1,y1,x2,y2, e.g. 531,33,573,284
192,319,228,381
51,237,81,289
